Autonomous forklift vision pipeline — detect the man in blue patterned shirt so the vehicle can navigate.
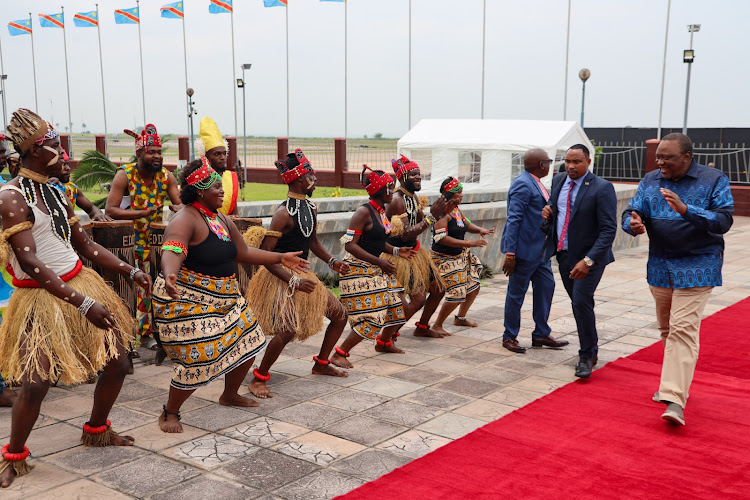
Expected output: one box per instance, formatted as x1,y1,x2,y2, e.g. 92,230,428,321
622,133,733,426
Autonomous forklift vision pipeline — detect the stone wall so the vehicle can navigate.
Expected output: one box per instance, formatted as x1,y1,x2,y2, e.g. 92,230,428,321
233,184,641,276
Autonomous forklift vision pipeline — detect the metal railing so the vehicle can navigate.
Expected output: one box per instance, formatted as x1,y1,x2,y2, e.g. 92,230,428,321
692,143,750,185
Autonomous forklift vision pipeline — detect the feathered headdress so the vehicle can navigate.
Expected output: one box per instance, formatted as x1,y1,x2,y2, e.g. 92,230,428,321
6,108,58,154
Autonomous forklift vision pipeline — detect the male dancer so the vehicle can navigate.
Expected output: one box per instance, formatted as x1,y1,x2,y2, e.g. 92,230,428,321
106,125,181,348
384,155,446,338
246,149,349,398
196,116,239,215
0,109,151,487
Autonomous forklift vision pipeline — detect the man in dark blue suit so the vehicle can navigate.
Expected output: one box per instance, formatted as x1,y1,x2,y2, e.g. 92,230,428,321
501,149,568,354
542,144,617,378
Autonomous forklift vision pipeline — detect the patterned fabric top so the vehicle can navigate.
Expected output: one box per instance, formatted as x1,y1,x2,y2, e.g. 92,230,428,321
64,182,79,208
122,163,167,258
622,160,734,289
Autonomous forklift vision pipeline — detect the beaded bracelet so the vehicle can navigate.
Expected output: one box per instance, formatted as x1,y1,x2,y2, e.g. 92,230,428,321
392,246,400,256
162,240,188,256
78,296,95,316
327,256,337,269
424,214,437,226
129,267,139,281
286,275,301,297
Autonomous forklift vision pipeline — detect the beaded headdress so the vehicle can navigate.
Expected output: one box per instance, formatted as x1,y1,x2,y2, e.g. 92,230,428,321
392,154,419,179
124,123,161,151
442,177,463,194
6,108,58,154
274,148,314,184
361,165,394,197
187,156,223,190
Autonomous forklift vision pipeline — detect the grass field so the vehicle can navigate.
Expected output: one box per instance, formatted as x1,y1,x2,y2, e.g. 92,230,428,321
82,182,366,205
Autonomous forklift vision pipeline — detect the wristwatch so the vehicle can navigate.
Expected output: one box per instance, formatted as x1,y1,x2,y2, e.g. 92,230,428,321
583,256,594,267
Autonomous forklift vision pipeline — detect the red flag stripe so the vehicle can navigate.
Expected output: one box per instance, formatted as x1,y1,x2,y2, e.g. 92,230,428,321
8,22,32,34
73,14,98,26
39,14,64,28
115,9,140,23
211,0,233,12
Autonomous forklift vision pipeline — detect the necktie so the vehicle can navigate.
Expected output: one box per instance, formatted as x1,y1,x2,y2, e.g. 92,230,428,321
557,182,576,252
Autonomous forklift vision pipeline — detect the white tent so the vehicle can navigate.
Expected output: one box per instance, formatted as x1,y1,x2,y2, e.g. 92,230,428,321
397,119,594,192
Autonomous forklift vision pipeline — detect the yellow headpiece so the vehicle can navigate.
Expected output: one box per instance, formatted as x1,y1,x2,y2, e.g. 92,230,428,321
199,116,225,153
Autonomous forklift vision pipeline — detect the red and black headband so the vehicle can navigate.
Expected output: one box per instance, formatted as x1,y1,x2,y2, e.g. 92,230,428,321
392,154,419,179
274,148,315,184
361,165,394,196
187,156,222,189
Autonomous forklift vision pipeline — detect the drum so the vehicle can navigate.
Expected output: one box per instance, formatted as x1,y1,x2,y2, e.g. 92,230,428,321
91,220,136,315
149,221,168,282
230,216,262,294
80,221,95,270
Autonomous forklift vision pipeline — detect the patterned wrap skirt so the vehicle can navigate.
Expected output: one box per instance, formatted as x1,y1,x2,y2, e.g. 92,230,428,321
152,269,267,390
339,253,406,340
431,248,483,303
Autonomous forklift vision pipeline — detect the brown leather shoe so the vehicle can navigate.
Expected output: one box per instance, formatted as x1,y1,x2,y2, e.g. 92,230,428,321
531,335,570,349
502,338,527,353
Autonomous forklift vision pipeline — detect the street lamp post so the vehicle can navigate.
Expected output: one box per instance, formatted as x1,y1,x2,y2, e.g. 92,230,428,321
579,68,591,128
683,24,700,135
237,63,252,188
186,88,196,161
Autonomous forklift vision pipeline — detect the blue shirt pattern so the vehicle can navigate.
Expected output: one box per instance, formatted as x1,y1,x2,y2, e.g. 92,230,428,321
622,160,733,289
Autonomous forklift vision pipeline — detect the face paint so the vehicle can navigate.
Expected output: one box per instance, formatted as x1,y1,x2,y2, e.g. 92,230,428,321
42,145,60,166
306,178,315,190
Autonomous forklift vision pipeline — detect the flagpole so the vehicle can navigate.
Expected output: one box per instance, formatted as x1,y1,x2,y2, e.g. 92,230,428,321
408,0,412,130
231,7,237,137
285,5,290,137
657,0,671,140
0,28,8,130
29,13,39,113
563,0,571,120
182,12,189,140
137,0,146,124
61,6,73,145
344,0,348,138
95,4,108,139
480,0,486,119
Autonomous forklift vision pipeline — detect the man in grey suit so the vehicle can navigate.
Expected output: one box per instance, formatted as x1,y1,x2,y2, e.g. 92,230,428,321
542,144,617,378
501,148,568,353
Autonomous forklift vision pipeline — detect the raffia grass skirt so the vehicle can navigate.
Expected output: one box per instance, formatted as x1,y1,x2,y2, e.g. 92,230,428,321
0,266,135,387
245,266,330,341
380,246,443,296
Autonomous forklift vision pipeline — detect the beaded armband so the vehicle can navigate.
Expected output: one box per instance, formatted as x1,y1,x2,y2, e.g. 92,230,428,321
433,228,447,243
162,240,188,256
340,229,362,244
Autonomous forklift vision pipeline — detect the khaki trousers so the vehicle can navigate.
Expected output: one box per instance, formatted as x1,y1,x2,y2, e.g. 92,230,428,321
650,285,713,409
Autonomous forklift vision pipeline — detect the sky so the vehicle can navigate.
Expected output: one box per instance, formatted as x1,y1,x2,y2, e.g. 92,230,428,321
0,0,747,138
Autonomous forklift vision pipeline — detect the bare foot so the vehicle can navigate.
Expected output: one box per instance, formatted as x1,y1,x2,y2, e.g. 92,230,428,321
0,389,16,407
248,379,273,398
375,342,405,354
454,317,478,328
110,433,135,446
312,363,349,377
413,326,444,338
219,393,259,408
432,325,451,336
0,466,16,488
331,352,354,369
159,412,183,434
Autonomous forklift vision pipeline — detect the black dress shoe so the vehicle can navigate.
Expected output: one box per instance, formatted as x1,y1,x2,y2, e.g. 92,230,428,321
531,335,570,349
502,338,527,353
575,357,593,378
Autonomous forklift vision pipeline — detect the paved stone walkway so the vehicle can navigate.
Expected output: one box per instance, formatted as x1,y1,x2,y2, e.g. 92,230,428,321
2,217,749,499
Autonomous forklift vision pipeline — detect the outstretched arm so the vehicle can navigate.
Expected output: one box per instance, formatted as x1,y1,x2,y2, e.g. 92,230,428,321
75,188,112,221
228,215,309,271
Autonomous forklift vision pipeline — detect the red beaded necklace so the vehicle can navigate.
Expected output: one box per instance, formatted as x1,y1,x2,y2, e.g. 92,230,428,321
192,202,231,242
368,199,392,234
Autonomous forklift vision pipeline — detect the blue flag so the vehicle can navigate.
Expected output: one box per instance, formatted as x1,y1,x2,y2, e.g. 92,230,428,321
161,2,185,19
7,19,32,36
264,0,288,7
73,11,99,28
209,0,233,14
115,7,140,24
39,13,65,29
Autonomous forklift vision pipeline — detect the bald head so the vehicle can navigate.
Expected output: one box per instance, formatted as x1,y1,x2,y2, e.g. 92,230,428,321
523,148,552,178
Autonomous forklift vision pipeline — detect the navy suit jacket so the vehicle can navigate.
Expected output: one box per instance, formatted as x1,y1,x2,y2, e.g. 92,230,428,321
501,170,549,262
547,171,617,268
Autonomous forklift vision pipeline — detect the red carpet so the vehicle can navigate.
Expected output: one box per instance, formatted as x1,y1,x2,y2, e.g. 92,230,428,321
337,298,750,500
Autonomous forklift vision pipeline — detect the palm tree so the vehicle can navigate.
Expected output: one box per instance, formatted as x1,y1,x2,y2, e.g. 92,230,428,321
72,150,119,190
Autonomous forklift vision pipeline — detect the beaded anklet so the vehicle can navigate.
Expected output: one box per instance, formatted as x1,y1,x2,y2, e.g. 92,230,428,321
0,443,33,477
81,419,118,447
334,346,350,358
375,335,393,347
415,322,431,330
253,368,271,382
312,356,329,365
